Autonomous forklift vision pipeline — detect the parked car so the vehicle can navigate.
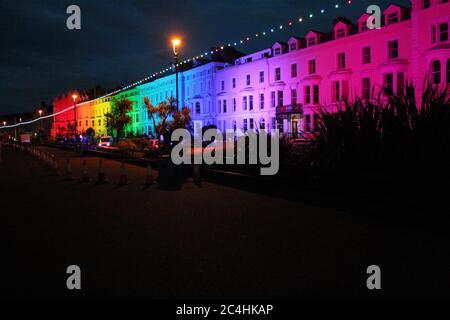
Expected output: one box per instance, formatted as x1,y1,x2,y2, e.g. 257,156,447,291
98,136,113,147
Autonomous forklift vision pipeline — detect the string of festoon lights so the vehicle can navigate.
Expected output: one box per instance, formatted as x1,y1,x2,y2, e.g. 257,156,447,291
2,0,354,129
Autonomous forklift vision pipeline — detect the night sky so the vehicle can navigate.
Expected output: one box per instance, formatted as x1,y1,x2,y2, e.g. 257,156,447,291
0,0,409,115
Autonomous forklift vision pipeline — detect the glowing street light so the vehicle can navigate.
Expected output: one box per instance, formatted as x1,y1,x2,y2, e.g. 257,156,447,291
72,93,78,135
2,121,6,127
171,38,181,55
38,109,43,117
171,37,182,108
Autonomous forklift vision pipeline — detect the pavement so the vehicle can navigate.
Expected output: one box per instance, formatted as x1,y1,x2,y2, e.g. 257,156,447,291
1,144,450,300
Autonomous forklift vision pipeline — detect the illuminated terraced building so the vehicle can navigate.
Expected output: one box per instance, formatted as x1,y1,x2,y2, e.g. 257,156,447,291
52,0,449,139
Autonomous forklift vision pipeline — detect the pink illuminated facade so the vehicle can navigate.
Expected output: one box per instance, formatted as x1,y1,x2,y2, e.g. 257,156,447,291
215,0,449,136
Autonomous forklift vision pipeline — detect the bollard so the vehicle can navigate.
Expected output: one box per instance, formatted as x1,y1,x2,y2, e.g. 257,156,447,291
144,161,154,187
96,159,107,185
193,164,202,186
65,159,73,180
118,161,128,186
80,160,90,183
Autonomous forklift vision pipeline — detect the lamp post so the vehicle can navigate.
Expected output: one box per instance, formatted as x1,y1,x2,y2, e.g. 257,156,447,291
72,94,78,136
171,38,181,108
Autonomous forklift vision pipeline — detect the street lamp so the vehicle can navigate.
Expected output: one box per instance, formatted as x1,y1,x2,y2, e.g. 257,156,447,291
38,110,43,117
2,121,6,127
72,94,78,135
171,37,181,108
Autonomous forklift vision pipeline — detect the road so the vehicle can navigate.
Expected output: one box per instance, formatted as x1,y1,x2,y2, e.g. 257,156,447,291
1,144,450,299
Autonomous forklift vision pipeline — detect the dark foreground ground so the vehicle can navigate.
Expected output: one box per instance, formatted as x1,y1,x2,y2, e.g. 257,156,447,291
0,145,449,300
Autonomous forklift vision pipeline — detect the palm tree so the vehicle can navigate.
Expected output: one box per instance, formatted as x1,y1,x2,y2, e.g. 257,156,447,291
105,98,133,140
143,97,178,145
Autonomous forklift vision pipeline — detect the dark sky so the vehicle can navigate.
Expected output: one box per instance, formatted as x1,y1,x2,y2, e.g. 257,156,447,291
0,0,409,115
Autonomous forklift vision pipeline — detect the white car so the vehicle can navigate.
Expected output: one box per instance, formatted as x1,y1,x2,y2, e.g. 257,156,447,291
98,136,113,147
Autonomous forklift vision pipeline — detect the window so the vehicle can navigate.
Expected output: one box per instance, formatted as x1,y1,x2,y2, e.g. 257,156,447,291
249,96,254,111
232,78,236,88
447,60,450,84
223,100,227,113
336,29,346,39
92,120,95,127
243,119,248,131
259,118,266,130
361,22,369,32
388,40,399,59
233,98,236,112
313,85,319,104
195,102,201,114
337,52,346,69
221,81,225,91
85,120,88,126
387,12,399,25
232,120,237,131
243,96,248,110
274,47,281,55
332,81,340,102
249,118,254,129
246,57,253,63
291,64,297,78
308,59,316,74
362,47,371,64
260,93,265,109
218,100,222,113
271,92,276,108
277,91,284,107
440,23,448,42
305,114,311,132
308,37,316,46
259,71,265,83
432,60,441,84
290,43,297,51
397,72,405,94
423,0,431,9
362,77,371,99
246,74,251,86
275,67,281,81
304,86,311,104
384,73,394,93
291,89,297,105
